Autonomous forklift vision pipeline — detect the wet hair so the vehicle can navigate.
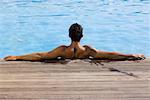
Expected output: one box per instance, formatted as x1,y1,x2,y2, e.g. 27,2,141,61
69,23,83,42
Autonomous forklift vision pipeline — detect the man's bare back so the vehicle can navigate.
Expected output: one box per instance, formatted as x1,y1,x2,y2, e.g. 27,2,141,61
4,23,145,61
4,42,145,61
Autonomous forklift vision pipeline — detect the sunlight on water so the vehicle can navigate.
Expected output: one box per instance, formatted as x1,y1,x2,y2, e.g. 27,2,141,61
0,0,150,58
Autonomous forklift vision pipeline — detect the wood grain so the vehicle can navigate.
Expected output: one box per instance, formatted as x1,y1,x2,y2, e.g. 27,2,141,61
0,59,149,100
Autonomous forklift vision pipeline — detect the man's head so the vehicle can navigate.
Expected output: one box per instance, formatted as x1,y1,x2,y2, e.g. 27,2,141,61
69,23,83,42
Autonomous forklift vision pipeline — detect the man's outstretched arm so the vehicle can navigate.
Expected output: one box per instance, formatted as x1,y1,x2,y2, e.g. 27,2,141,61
85,45,145,60
4,46,66,61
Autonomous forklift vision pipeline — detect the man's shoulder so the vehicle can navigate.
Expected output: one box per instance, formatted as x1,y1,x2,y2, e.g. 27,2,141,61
59,45,67,48
83,45,92,49
56,45,67,50
49,45,67,52
83,45,96,50
83,45,98,53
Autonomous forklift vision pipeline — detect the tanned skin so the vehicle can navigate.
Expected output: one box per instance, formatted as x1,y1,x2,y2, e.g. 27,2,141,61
4,23,145,61
4,41,145,61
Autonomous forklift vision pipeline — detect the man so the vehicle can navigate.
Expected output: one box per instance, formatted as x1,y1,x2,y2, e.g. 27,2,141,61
4,23,145,61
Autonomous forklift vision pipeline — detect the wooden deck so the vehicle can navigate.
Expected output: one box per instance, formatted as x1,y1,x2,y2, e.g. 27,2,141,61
0,59,150,100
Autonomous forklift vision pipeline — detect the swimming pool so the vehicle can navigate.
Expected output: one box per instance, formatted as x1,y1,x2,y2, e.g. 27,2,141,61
0,0,150,58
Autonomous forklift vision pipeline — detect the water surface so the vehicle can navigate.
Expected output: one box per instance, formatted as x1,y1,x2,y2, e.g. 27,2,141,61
0,0,150,58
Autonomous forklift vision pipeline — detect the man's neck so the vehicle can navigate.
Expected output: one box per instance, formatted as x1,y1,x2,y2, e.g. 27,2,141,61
70,41,81,47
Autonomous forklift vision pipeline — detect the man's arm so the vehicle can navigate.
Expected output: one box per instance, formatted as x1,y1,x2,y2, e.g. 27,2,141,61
4,46,66,61
84,45,145,60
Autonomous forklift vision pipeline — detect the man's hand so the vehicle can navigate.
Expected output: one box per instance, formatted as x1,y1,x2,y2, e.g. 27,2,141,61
4,56,17,61
129,54,146,60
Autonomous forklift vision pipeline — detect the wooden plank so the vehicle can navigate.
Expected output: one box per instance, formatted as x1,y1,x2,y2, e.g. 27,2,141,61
0,59,149,100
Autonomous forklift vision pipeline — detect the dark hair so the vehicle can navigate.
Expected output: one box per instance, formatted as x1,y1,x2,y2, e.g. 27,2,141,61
69,23,83,42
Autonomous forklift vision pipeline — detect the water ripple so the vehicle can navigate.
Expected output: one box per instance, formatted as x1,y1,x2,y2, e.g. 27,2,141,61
18,14,70,18
31,0,48,3
0,0,149,57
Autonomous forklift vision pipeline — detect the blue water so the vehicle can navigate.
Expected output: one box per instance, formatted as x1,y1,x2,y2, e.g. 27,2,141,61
0,0,150,58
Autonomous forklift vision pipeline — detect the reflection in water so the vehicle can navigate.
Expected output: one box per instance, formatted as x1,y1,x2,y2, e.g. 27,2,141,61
0,0,149,58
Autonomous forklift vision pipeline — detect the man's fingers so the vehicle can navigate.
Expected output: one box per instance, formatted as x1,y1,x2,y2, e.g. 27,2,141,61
4,56,17,61
4,56,11,60
136,54,146,60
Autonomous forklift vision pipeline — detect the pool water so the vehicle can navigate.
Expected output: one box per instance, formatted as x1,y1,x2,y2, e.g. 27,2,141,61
0,0,150,58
